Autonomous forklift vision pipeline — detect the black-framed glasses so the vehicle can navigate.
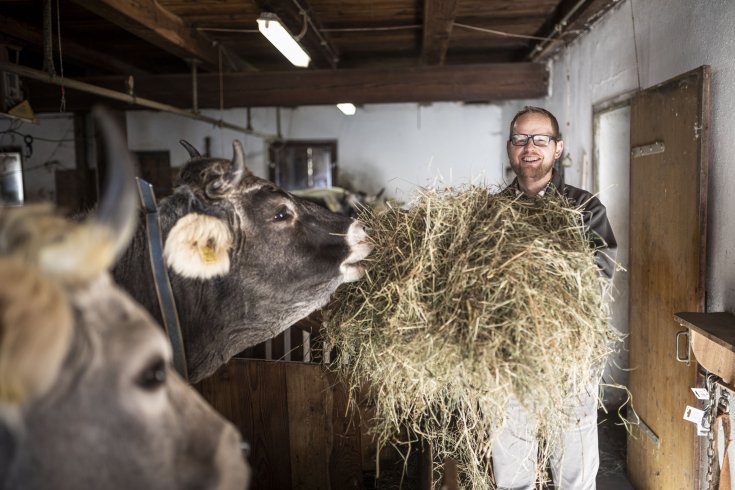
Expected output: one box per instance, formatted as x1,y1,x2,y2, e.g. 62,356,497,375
509,133,558,147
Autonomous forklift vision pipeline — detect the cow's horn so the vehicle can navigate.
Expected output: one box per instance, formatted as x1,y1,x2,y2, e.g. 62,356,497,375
38,106,138,282
93,105,138,259
204,140,251,198
179,139,201,158
225,140,248,187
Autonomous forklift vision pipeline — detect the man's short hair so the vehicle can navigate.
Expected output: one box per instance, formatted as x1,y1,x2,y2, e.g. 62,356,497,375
509,106,561,140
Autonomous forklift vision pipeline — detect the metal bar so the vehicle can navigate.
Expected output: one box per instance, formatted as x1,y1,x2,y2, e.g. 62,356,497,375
631,141,666,159
628,406,661,447
0,60,276,139
676,330,691,365
137,178,189,381
189,59,199,114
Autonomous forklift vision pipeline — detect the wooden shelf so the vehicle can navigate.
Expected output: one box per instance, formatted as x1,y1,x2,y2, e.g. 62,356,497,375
674,312,735,353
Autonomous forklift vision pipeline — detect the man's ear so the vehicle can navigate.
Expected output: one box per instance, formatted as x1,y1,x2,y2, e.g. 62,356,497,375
164,214,233,279
554,139,564,160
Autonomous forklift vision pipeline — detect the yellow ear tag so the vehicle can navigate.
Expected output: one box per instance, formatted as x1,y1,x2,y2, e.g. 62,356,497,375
198,241,218,263
0,382,22,404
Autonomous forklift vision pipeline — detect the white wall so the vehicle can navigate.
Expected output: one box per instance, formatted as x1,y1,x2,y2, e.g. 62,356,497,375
125,102,508,203
8,0,733,322
535,0,735,314
0,114,77,203
597,105,632,400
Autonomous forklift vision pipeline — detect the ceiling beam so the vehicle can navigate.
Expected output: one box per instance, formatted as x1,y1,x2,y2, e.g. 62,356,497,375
0,14,149,76
253,0,338,69
422,0,460,66
25,63,548,111
70,0,253,72
525,0,620,61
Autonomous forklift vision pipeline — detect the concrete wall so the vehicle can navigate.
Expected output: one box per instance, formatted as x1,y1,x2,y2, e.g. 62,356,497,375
7,0,732,367
125,102,509,204
0,114,77,203
536,0,735,315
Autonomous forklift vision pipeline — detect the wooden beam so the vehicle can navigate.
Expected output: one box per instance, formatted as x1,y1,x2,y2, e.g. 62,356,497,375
25,63,548,111
70,0,253,72
253,0,337,69
422,0,459,66
525,0,620,61
0,14,149,76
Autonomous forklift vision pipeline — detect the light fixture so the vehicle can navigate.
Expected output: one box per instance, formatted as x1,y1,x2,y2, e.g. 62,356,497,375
257,12,311,68
336,103,356,115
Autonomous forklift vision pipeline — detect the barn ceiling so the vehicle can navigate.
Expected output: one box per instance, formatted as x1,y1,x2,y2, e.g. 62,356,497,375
0,0,620,112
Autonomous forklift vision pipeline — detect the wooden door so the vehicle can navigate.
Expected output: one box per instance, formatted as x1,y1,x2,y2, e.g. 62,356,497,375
627,66,710,489
197,359,365,490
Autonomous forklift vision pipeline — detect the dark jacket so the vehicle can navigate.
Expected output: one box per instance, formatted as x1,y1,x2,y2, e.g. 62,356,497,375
505,169,617,279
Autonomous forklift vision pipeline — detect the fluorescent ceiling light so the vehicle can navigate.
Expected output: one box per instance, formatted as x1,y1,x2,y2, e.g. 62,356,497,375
257,12,311,68
337,103,356,115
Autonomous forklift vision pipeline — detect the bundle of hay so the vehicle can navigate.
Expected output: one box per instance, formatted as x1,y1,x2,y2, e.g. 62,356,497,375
322,185,621,489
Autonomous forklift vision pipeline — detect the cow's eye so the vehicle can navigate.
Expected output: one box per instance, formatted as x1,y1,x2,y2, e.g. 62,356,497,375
274,208,290,221
137,358,167,391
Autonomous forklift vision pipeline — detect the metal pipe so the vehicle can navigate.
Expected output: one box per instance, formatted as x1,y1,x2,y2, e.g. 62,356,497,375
529,0,588,60
189,59,199,114
0,61,276,139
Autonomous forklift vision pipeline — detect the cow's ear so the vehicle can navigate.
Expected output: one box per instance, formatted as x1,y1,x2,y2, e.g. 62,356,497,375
164,214,233,279
0,260,73,410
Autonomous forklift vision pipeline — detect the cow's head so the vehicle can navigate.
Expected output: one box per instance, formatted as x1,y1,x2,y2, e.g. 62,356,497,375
139,140,372,382
0,107,249,490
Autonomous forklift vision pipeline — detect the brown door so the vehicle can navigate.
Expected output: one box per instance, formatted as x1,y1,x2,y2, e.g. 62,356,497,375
627,66,710,489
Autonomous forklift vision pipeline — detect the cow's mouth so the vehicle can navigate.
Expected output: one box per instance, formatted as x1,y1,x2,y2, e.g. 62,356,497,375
340,261,367,282
340,221,373,282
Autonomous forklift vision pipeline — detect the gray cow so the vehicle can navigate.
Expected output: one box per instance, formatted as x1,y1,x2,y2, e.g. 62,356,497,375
113,141,372,383
0,107,249,490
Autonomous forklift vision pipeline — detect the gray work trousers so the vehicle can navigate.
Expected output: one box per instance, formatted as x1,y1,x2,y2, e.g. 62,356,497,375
491,386,599,490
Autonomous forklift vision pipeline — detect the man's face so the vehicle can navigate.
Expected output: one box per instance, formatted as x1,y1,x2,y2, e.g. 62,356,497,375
507,112,564,181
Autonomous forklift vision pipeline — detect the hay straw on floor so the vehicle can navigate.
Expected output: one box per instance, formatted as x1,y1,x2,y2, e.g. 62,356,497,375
323,185,622,489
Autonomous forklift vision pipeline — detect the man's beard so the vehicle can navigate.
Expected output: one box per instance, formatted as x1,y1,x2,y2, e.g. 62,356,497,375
511,160,553,180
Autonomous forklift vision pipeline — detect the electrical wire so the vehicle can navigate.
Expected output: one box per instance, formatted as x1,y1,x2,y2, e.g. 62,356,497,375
454,23,555,42
198,21,552,42
55,0,66,112
629,0,641,90
0,128,74,143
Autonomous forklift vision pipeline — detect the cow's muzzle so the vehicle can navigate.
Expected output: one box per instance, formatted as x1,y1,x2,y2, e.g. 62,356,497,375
339,221,372,282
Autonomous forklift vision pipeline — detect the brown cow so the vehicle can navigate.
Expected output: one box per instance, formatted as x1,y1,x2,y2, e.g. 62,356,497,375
0,107,249,490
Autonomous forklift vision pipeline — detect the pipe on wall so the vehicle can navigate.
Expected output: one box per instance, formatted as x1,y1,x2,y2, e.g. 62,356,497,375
0,60,277,140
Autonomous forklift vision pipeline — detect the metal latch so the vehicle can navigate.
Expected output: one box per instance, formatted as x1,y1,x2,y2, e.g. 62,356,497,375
676,329,691,365
631,141,665,158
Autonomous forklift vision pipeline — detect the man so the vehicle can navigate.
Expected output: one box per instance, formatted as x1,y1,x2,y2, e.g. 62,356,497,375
492,106,617,489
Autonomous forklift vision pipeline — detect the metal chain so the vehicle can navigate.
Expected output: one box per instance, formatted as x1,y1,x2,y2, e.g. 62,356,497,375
705,374,719,490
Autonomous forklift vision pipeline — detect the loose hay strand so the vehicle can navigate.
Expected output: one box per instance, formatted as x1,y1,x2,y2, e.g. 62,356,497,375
323,186,622,489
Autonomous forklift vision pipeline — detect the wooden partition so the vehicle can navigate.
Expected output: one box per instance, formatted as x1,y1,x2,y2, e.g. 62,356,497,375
197,359,368,490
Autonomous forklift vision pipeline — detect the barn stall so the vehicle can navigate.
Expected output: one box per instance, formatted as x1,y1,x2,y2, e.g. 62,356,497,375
2,1,735,489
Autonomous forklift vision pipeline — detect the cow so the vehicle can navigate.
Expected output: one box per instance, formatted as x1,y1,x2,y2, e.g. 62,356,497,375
113,140,372,383
0,107,249,490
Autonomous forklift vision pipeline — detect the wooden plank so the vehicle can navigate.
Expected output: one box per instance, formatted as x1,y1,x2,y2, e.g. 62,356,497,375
286,362,332,489
422,0,459,66
627,66,710,490
26,62,548,111
0,14,149,77
197,360,293,490
674,312,735,351
326,370,363,489
69,0,250,72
